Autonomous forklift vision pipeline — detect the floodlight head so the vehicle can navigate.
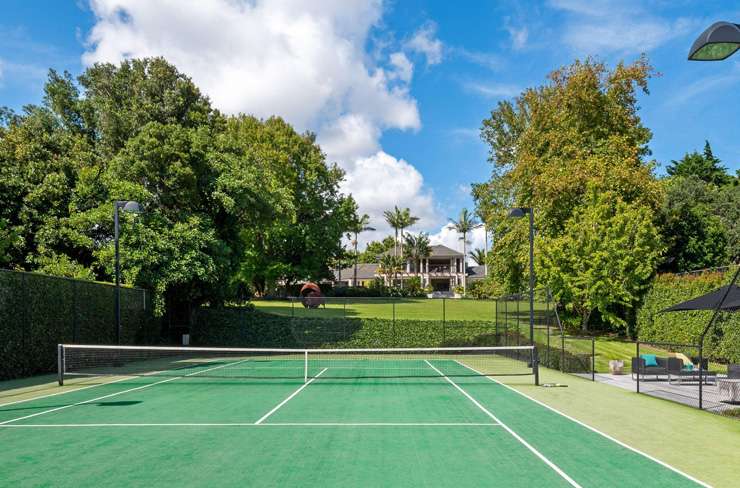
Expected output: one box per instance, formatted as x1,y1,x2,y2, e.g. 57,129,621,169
508,207,530,219
117,201,142,213
688,22,740,61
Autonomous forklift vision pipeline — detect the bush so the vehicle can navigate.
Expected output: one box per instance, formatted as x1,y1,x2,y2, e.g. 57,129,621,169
637,268,740,363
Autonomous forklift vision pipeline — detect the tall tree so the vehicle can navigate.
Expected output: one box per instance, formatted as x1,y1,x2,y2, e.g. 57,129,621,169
449,208,480,295
540,189,662,334
476,57,663,309
348,213,374,285
666,141,732,187
383,206,404,257
397,208,420,258
658,176,728,273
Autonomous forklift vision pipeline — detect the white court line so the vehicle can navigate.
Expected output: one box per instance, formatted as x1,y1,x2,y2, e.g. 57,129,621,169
0,358,253,426
424,360,581,488
453,361,712,488
254,368,328,425
0,422,500,428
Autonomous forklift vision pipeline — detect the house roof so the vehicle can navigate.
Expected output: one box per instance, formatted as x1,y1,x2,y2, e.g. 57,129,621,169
429,244,463,257
334,263,379,281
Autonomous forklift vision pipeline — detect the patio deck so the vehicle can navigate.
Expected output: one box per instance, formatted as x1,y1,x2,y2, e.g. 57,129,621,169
576,373,736,413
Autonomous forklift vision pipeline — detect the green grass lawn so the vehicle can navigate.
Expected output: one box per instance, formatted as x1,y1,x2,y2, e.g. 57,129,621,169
253,297,548,322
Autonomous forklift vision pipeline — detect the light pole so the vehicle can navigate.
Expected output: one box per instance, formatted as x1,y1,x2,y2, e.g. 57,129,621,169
508,207,534,345
688,22,740,61
114,200,142,344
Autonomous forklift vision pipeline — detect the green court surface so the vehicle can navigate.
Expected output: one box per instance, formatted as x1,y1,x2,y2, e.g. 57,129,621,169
1,358,709,487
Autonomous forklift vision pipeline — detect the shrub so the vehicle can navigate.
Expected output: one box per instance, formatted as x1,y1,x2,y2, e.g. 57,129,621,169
637,268,740,363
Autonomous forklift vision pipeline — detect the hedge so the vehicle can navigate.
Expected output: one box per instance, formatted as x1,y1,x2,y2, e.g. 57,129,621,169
0,269,161,380
636,268,740,363
192,307,588,373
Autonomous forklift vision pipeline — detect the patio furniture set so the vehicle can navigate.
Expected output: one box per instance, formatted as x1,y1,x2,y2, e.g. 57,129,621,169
631,356,740,402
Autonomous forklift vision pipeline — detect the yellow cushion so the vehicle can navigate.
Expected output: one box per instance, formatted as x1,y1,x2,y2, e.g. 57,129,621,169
669,352,693,367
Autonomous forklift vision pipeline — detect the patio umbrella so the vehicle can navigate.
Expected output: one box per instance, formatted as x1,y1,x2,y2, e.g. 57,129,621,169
660,284,740,313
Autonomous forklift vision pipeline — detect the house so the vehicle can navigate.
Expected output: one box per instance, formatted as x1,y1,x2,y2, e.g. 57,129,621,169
334,244,485,291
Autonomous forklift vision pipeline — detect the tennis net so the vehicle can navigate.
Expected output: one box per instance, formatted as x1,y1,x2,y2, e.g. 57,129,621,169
57,344,539,385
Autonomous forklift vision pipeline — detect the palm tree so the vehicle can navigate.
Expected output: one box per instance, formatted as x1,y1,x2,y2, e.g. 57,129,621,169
348,214,374,286
404,233,432,275
469,248,486,266
398,208,420,257
383,206,405,257
449,208,481,295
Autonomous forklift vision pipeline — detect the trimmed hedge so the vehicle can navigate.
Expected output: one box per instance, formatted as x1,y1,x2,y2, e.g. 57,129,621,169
637,268,740,363
193,307,589,373
0,269,161,380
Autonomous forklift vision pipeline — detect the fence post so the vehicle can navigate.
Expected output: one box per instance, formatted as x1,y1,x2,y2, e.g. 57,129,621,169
636,341,640,394
546,324,550,369
71,280,78,343
591,337,595,381
392,299,396,344
516,298,521,346
698,344,703,410
494,299,499,343
561,333,565,373
442,298,446,342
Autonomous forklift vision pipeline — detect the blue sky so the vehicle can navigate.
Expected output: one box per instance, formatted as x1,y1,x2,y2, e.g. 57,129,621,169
1,1,739,250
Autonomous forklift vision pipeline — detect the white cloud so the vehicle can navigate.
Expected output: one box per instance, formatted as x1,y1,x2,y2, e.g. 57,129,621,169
504,21,528,50
452,47,504,71
665,61,740,107
341,151,438,244
405,21,443,66
427,223,487,265
83,0,436,244
389,51,413,83
548,0,696,55
462,80,522,99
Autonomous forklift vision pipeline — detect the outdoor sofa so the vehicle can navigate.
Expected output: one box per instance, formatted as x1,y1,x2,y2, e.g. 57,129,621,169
666,358,716,385
631,356,670,380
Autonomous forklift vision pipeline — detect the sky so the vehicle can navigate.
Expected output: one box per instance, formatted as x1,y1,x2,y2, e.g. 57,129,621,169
1,0,739,258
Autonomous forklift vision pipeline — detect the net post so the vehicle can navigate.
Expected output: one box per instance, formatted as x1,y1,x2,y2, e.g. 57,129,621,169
533,347,539,386
304,350,308,383
57,344,65,386
698,345,703,410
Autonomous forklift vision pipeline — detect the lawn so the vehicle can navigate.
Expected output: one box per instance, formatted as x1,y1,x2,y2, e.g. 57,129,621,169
252,297,547,322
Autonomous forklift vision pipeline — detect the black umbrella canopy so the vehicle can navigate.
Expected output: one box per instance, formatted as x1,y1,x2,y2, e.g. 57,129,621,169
661,284,740,313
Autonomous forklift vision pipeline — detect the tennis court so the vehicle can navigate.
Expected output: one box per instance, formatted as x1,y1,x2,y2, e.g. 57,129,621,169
0,345,708,487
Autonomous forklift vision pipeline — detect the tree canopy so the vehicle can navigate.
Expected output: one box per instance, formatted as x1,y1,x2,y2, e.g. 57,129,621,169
0,57,356,317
